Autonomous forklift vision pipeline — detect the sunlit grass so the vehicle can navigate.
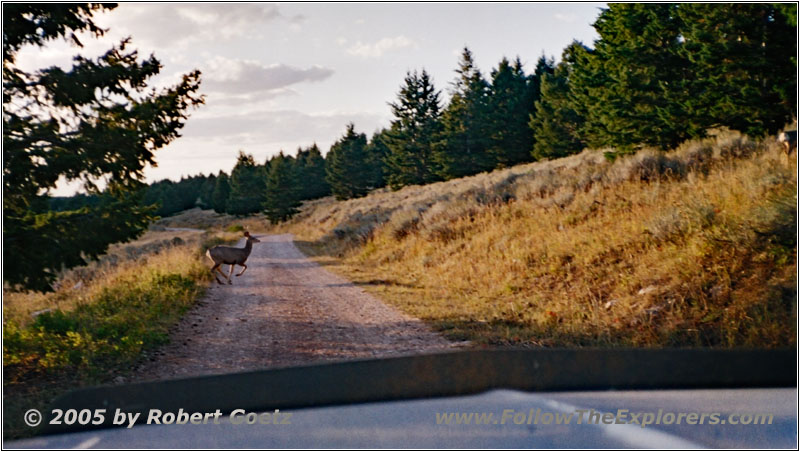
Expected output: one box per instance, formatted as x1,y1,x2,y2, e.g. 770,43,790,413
288,131,796,348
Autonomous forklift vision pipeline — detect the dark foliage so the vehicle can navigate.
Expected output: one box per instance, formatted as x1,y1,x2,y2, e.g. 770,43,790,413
3,3,203,291
325,123,372,200
383,70,444,189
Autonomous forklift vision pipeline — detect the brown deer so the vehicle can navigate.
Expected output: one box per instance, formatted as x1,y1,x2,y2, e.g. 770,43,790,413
778,130,797,166
206,231,261,285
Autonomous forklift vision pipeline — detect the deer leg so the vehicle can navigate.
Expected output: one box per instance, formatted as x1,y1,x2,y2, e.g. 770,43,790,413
236,264,247,277
227,264,235,284
211,264,225,285
215,265,230,284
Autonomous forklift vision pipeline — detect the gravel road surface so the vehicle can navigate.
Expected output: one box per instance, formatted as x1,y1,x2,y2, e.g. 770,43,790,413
135,234,454,381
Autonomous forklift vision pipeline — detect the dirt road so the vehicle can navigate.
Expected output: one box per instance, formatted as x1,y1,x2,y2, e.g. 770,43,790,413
135,234,454,381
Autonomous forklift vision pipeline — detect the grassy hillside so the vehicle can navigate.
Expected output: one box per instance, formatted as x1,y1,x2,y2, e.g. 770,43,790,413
275,131,796,348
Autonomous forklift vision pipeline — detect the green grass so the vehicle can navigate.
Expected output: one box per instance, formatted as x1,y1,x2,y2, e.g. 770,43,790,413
3,244,215,439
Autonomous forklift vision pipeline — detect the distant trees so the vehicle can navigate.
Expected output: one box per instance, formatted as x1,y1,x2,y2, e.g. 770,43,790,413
212,172,231,214
198,173,216,209
226,151,266,215
136,173,217,217
3,4,203,291
44,4,797,232
263,152,301,223
364,129,391,189
325,123,371,200
294,144,331,200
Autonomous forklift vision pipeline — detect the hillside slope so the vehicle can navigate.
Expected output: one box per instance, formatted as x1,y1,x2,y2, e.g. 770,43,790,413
278,131,796,347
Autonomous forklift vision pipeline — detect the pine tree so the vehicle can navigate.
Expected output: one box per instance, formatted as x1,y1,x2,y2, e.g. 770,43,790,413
383,69,443,189
531,43,587,160
435,48,494,179
325,123,371,200
295,144,331,200
226,151,265,215
566,3,797,154
198,173,217,209
676,3,796,137
487,56,548,167
3,4,203,291
569,3,691,152
212,172,231,214
263,152,301,223
365,129,391,189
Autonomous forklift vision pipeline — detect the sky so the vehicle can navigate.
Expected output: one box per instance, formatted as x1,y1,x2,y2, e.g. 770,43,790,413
14,2,605,195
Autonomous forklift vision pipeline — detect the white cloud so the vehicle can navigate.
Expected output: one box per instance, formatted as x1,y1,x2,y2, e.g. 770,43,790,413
554,13,578,23
289,14,306,24
99,4,290,50
182,109,386,146
346,36,416,58
202,57,334,97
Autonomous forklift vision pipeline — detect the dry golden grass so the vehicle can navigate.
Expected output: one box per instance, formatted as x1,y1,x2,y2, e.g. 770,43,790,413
284,131,796,348
2,226,221,325
153,207,270,233
5,229,197,325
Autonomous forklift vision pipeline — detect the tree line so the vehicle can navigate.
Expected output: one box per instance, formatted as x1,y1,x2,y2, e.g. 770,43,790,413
120,47,558,222
183,3,798,220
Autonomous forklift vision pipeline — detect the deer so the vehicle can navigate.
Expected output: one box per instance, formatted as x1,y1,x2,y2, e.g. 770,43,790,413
206,231,261,285
778,130,797,166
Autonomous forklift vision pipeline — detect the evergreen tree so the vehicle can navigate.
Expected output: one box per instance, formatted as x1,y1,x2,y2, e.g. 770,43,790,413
568,3,796,153
198,173,216,209
364,129,391,189
383,69,443,189
3,4,203,291
325,123,371,200
226,151,265,215
531,43,587,160
570,3,691,151
487,56,548,167
676,3,796,137
295,143,331,200
263,152,301,223
175,175,200,211
144,180,182,216
435,48,494,179
139,174,212,217
212,172,231,214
